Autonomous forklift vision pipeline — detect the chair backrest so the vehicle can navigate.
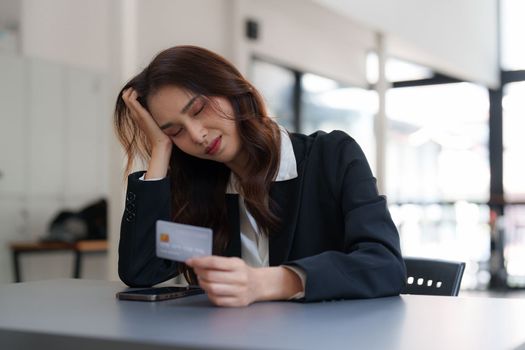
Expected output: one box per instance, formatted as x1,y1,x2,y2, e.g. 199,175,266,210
402,257,466,296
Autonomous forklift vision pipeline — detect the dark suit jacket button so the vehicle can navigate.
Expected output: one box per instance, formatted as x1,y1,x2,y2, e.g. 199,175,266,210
125,213,135,222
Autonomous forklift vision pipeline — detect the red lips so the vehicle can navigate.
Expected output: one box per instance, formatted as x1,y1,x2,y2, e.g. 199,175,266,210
205,136,222,155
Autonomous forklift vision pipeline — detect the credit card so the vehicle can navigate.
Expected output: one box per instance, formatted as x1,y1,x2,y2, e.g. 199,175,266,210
156,220,212,262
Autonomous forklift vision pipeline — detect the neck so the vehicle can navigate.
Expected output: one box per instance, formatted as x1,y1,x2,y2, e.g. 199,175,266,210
226,150,250,181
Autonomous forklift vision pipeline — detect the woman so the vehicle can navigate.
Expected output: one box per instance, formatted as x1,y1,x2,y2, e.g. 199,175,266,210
114,45,406,307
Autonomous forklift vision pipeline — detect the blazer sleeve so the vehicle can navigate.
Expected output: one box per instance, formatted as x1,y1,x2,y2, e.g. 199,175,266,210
118,171,179,287
286,131,406,301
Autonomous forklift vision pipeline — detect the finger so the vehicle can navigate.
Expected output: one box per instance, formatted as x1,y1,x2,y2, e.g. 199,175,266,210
125,90,143,114
122,90,160,130
193,268,244,284
121,89,143,114
128,90,150,113
187,256,241,271
199,280,241,297
121,89,138,115
121,88,134,103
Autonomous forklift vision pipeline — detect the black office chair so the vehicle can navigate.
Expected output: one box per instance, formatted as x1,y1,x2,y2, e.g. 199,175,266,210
402,257,466,296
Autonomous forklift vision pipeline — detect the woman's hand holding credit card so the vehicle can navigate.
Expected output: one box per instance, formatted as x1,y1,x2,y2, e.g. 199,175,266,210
156,220,302,307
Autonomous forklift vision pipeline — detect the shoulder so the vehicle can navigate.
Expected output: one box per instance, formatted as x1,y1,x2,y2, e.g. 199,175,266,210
289,130,365,164
290,130,374,192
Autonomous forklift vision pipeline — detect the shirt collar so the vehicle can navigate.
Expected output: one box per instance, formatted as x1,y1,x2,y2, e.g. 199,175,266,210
226,125,298,194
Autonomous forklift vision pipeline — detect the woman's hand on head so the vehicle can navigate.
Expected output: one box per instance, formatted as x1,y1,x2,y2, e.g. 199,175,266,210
122,88,172,179
121,88,172,152
186,256,262,307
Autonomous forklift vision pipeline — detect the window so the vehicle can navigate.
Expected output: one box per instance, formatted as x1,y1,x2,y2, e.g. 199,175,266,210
504,205,525,286
301,73,377,172
501,82,525,287
390,202,491,289
250,59,295,131
386,81,491,289
250,59,378,174
503,82,525,200
501,0,525,71
386,83,490,203
367,53,433,84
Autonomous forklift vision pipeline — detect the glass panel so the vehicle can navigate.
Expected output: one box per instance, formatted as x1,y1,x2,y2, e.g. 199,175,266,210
367,52,433,84
504,205,525,287
386,83,490,203
386,82,490,290
503,81,525,200
501,0,525,71
301,73,377,174
390,202,491,289
249,59,295,131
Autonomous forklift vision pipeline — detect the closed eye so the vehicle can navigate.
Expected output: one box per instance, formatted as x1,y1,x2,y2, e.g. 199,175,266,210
193,98,207,116
171,128,183,137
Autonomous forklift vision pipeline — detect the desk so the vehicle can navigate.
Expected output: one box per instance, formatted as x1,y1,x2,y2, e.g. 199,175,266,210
1,279,525,350
9,240,108,282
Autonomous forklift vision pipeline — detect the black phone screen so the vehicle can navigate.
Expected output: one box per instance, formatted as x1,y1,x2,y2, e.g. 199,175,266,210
116,286,204,301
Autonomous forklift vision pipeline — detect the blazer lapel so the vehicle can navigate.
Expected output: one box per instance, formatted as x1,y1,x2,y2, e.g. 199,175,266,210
223,182,302,265
269,133,308,266
223,193,241,258
268,177,302,266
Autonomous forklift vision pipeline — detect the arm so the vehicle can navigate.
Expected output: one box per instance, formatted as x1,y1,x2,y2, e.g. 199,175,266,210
118,88,179,287
118,171,180,287
286,131,406,301
122,88,172,180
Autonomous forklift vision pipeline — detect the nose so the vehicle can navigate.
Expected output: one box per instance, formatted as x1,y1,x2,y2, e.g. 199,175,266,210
186,120,208,144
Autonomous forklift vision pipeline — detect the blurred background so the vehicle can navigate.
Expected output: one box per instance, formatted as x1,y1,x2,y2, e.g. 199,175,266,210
0,0,524,294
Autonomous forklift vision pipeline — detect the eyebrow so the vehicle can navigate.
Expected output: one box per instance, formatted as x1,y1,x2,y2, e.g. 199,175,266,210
159,95,199,130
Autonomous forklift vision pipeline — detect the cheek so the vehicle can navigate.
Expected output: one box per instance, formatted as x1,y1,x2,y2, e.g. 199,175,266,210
229,125,242,147
172,138,192,154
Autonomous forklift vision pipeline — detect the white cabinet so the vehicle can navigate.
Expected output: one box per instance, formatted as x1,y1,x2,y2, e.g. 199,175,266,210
0,54,109,283
64,67,107,196
0,54,27,195
28,59,65,195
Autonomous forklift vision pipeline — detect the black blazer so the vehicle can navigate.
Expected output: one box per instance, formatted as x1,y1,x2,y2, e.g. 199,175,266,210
118,130,406,302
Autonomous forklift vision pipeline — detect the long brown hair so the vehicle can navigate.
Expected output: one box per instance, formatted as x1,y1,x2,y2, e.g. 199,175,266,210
114,46,281,282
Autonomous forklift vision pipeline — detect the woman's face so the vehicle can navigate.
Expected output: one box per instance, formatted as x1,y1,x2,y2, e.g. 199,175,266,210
147,85,247,173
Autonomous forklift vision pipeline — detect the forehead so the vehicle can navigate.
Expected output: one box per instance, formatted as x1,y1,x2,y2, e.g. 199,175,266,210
147,86,194,119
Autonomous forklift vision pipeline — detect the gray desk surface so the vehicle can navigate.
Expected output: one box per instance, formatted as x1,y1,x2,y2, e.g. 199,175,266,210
1,279,525,350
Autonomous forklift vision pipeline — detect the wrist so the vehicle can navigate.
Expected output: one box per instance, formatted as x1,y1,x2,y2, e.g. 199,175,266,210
254,266,303,302
151,140,172,156
146,143,172,179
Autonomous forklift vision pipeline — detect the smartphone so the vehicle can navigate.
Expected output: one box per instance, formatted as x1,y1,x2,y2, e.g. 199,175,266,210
116,286,204,302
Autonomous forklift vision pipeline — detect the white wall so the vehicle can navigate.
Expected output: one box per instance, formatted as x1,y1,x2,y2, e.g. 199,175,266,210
21,0,110,72
135,0,233,68
314,0,499,88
